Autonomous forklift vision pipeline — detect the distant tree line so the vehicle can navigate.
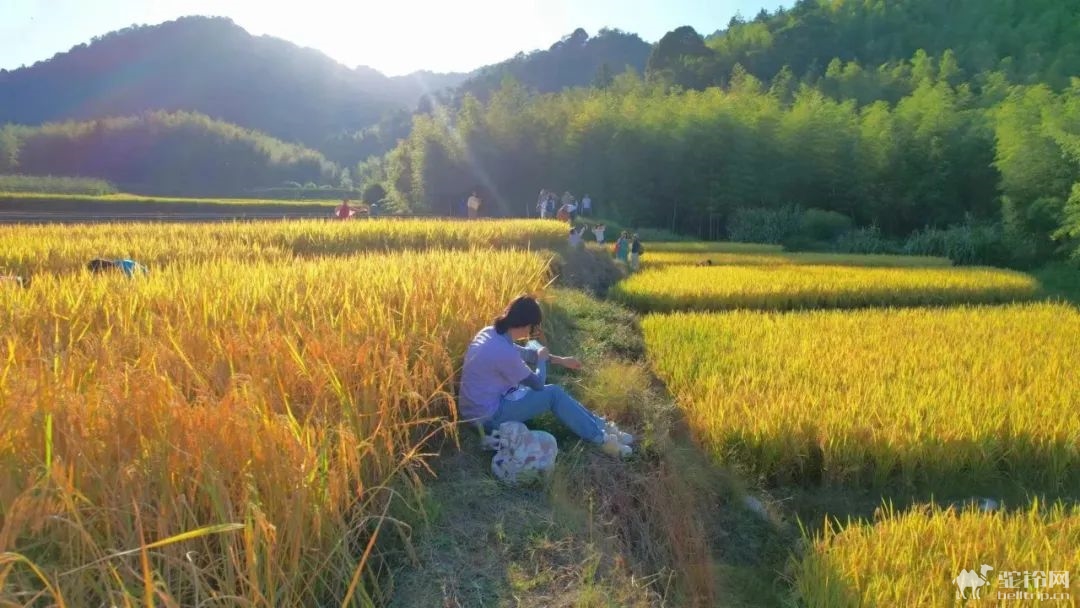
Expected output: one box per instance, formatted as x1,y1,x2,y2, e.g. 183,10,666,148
369,0,1080,266
0,111,340,195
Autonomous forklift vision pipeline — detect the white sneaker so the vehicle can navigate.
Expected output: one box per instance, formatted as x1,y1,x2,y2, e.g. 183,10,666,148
601,433,633,458
604,421,634,445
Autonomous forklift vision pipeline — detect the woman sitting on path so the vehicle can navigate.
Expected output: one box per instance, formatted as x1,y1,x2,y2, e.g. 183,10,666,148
459,295,633,458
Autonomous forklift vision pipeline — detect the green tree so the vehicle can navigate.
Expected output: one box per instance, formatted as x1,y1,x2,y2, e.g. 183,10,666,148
0,127,19,173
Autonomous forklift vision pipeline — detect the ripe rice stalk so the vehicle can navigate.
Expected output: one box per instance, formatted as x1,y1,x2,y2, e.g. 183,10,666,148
613,265,1038,312
0,248,550,605
642,251,951,268
642,303,1080,493
0,219,568,274
792,501,1080,608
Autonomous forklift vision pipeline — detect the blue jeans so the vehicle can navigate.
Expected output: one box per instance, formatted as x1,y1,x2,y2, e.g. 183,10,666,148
489,385,606,443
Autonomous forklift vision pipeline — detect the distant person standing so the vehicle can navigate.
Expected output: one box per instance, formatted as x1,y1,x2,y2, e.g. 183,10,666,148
556,204,571,223
592,224,606,244
537,189,550,218
565,226,583,248
336,198,357,220
614,232,630,264
467,191,482,219
581,194,592,217
568,226,586,248
630,234,645,271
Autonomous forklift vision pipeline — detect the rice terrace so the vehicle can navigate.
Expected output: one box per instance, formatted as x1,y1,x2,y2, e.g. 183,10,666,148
2,1,1080,606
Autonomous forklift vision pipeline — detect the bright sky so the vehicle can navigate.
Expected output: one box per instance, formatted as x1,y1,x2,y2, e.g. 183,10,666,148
1,0,784,76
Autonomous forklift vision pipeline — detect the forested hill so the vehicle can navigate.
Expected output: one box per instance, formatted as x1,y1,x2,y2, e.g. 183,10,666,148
660,0,1080,91
453,28,651,101
0,16,465,148
0,112,339,195
373,0,1080,267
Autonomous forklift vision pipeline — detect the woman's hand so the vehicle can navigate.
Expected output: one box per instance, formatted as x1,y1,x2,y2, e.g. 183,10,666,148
553,356,583,371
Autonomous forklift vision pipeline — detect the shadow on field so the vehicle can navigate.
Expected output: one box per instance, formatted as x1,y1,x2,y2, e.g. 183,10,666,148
611,284,1041,315
709,426,1080,525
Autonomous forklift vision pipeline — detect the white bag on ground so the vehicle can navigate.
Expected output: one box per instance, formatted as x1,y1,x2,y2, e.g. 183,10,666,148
490,421,558,485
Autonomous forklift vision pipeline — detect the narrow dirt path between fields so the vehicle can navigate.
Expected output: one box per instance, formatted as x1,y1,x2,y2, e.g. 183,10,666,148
387,248,796,607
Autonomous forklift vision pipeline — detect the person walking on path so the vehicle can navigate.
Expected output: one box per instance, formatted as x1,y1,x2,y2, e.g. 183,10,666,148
467,191,482,219
581,194,591,217
459,295,634,458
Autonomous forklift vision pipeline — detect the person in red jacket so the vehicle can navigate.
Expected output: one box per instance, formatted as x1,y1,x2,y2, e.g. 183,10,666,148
336,199,358,220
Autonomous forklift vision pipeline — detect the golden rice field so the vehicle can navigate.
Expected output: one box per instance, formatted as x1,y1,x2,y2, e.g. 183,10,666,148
642,250,951,268
612,265,1039,312
641,304,1080,491
0,244,550,605
793,502,1080,607
0,219,568,274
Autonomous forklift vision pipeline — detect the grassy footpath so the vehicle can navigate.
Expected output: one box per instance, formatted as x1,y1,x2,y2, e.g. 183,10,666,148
388,252,795,607
386,249,1080,607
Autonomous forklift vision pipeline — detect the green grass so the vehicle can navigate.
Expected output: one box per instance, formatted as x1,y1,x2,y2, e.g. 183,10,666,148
1035,263,1080,304
0,174,117,195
